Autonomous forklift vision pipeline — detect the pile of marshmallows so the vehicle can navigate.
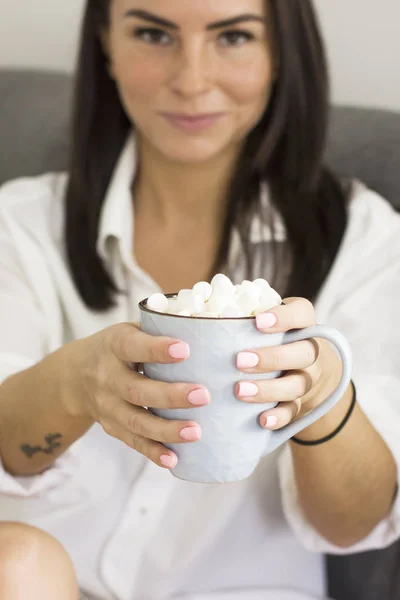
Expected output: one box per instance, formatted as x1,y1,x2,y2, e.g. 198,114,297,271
146,274,282,318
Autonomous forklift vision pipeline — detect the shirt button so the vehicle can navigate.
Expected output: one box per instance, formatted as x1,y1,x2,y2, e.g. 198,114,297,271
140,507,148,516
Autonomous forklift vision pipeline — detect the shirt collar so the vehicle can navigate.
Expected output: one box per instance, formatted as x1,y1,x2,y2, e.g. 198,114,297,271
96,133,286,264
96,133,137,262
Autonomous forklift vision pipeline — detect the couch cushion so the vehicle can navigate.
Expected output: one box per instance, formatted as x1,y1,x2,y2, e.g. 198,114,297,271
0,69,399,210
326,105,400,210
0,69,72,183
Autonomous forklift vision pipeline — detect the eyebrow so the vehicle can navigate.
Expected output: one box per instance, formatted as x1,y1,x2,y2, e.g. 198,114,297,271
124,9,266,31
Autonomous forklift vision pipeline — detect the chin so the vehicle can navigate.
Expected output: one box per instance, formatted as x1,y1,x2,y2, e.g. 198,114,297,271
152,135,237,165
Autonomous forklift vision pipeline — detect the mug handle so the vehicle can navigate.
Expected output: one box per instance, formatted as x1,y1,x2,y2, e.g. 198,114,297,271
263,324,353,455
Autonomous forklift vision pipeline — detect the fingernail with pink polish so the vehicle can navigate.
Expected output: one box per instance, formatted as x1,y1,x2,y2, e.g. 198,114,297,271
188,388,211,406
180,426,202,441
262,415,278,429
238,382,259,398
237,352,259,369
256,313,277,330
168,342,190,360
160,454,178,468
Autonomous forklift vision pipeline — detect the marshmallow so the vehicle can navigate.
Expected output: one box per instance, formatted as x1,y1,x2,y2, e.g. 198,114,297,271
254,289,282,315
241,280,262,302
235,288,260,316
263,287,282,305
170,290,197,314
167,297,179,312
178,289,192,298
222,302,247,318
206,288,233,314
146,275,280,318
168,297,184,313
211,274,234,292
191,292,206,314
253,278,271,293
175,291,205,315
193,281,213,301
147,293,169,313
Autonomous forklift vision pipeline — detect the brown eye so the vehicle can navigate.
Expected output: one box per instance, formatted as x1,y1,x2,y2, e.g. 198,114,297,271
218,30,255,48
133,27,172,46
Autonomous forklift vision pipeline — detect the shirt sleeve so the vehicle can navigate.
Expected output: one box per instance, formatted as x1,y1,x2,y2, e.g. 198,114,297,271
0,180,79,498
278,185,400,554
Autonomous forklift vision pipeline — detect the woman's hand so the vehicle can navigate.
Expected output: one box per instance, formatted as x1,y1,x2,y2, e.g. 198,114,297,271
235,297,343,430
63,323,210,469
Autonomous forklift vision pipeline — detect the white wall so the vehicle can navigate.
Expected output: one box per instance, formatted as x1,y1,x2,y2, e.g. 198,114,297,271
0,0,84,73
0,0,399,110
316,0,400,110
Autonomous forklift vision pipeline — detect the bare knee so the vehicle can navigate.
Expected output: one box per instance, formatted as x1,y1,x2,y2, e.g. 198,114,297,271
0,521,66,568
0,522,78,600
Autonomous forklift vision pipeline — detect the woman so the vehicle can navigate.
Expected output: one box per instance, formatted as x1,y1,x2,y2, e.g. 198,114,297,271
0,1,399,599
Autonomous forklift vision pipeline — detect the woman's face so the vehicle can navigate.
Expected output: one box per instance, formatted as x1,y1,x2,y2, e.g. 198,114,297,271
104,0,275,163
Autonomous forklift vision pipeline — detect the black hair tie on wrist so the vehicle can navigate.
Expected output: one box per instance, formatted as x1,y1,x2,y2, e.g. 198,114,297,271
291,380,357,446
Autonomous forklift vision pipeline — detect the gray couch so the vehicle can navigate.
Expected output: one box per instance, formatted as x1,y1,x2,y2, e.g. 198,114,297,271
0,69,399,600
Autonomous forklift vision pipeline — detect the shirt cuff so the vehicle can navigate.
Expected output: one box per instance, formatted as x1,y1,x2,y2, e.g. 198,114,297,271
278,375,400,555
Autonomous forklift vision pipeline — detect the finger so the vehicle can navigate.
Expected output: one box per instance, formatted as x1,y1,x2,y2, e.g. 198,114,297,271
104,401,203,445
110,323,191,365
237,338,320,374
119,368,211,409
236,370,315,404
255,297,316,333
106,422,179,470
259,399,302,430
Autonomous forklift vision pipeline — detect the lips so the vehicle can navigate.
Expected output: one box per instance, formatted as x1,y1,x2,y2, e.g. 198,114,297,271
160,112,225,132
164,113,223,119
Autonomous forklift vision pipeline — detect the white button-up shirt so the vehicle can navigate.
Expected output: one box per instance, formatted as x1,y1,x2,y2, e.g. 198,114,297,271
0,136,399,600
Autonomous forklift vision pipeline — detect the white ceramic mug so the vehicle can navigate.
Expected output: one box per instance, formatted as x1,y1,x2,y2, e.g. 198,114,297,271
139,296,352,483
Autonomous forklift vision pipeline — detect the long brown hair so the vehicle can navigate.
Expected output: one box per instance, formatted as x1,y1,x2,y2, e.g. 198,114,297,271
65,0,348,310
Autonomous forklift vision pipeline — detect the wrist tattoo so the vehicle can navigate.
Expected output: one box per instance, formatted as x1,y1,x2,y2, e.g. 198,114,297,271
21,433,63,458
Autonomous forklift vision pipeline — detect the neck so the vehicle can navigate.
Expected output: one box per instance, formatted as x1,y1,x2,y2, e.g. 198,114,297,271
133,134,242,235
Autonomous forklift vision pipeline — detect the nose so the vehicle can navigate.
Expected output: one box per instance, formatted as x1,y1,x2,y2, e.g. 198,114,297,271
169,41,214,98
